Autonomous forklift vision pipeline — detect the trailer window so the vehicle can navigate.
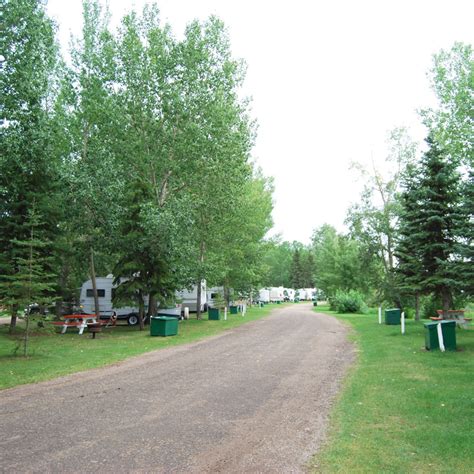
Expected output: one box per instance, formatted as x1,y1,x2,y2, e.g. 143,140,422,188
86,289,105,297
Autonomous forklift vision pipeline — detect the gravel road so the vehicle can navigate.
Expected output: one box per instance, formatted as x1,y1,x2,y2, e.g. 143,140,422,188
0,303,354,473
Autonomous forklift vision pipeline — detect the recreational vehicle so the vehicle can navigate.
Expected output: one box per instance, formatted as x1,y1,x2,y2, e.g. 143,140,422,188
79,276,183,325
269,287,284,303
258,289,270,303
176,281,207,313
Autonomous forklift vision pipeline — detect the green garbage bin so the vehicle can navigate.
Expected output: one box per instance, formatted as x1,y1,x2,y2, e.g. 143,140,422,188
150,316,178,337
313,301,318,307
208,307,220,320
424,321,456,351
385,308,401,325
230,305,238,315
259,302,264,308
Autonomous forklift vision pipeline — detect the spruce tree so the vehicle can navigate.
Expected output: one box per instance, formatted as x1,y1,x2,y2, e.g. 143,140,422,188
415,136,467,315
395,163,424,319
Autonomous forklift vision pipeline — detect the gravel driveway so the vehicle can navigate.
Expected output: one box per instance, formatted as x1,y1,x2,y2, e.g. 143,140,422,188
0,303,354,473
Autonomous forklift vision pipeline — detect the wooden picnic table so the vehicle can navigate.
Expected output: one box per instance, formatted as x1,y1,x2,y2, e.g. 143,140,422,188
52,314,98,335
430,310,471,328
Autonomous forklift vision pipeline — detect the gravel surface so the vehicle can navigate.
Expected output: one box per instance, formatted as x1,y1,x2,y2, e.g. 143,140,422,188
0,303,354,473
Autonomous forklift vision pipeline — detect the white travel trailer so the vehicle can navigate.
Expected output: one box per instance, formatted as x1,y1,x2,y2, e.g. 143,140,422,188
79,275,182,326
176,281,207,313
206,287,224,308
258,288,270,303
296,288,307,300
80,276,145,326
284,288,295,302
305,288,317,300
269,286,284,303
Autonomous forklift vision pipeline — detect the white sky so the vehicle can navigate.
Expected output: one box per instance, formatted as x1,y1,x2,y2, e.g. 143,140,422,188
47,0,474,244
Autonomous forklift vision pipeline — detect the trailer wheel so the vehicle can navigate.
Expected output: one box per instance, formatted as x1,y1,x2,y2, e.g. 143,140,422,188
127,314,139,326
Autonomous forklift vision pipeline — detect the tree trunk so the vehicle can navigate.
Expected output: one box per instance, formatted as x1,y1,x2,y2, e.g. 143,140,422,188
138,291,145,330
196,281,202,320
441,287,452,319
196,240,206,320
414,292,420,321
90,247,100,317
9,305,18,334
147,293,156,320
23,313,30,357
224,282,230,309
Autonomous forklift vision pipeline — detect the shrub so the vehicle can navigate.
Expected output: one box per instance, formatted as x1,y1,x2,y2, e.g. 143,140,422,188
331,290,368,314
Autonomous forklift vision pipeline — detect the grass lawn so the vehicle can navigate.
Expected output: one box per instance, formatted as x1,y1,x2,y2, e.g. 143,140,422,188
310,305,474,473
0,304,282,390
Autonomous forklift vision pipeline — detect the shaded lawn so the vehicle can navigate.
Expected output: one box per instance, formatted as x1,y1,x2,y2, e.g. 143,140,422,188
0,304,282,390
310,305,474,474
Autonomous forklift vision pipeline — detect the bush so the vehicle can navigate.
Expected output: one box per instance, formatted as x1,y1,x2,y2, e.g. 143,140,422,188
330,290,368,314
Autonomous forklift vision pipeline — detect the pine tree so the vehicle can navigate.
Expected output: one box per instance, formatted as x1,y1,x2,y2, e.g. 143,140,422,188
395,163,424,319
290,249,304,289
415,136,467,315
0,205,56,355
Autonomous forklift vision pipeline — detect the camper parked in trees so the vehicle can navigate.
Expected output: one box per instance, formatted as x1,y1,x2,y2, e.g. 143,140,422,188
79,275,185,325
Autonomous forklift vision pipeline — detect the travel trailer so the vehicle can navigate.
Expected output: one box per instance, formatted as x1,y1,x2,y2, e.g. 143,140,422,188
176,281,207,312
258,289,270,303
284,288,295,302
269,287,284,303
79,276,183,325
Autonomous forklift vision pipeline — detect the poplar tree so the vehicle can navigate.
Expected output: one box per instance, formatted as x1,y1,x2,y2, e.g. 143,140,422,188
0,0,61,332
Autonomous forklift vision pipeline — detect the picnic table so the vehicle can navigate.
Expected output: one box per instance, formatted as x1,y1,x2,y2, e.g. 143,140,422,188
430,310,471,329
52,314,98,335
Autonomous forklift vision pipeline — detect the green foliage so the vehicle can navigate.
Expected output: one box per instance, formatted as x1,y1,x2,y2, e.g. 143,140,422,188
312,224,373,298
422,42,473,167
0,0,63,329
329,290,367,314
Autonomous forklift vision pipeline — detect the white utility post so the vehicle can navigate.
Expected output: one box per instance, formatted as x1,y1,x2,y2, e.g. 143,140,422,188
224,307,227,321
378,306,382,324
184,307,189,320
242,304,246,317
401,311,405,334
437,323,445,352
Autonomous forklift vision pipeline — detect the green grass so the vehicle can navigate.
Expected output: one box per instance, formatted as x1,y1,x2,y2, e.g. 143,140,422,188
310,305,474,473
0,304,282,390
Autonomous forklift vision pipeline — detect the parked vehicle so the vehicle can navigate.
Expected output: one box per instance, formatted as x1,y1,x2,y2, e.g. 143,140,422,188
176,281,207,313
284,288,295,302
79,276,206,325
258,289,270,303
79,276,147,326
269,286,284,303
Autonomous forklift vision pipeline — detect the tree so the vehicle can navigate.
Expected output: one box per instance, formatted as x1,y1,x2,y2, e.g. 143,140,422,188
407,135,468,315
394,162,424,319
346,127,418,304
311,224,374,298
422,42,473,168
0,204,56,355
0,0,62,332
64,0,125,317
261,238,293,288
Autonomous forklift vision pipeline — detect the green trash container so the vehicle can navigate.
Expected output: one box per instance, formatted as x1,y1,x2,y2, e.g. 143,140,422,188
277,300,281,305
424,321,456,351
208,307,220,320
150,316,178,337
385,308,401,325
230,305,238,315
313,301,318,307
259,302,264,308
